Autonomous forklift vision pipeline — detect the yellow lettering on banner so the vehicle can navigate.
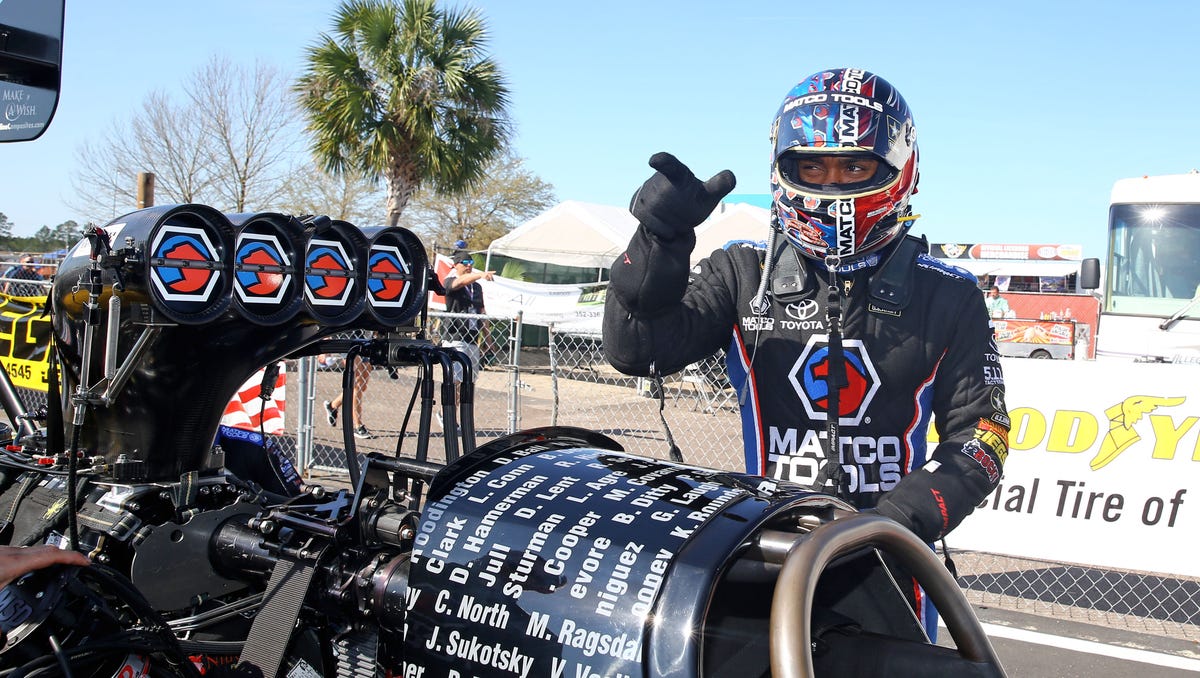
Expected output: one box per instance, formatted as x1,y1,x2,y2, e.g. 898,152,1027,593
1008,407,1046,451
923,392,1200,468
0,296,53,393
1046,410,1100,454
1148,415,1198,461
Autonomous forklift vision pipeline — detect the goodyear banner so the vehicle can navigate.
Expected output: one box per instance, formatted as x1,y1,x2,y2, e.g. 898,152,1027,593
950,358,1200,577
0,291,52,391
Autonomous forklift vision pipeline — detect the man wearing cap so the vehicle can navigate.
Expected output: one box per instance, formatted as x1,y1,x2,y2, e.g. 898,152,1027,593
439,257,496,425
442,257,494,342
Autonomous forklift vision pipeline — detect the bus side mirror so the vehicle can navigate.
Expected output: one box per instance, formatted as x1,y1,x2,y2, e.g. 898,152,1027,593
0,0,65,142
1080,258,1100,290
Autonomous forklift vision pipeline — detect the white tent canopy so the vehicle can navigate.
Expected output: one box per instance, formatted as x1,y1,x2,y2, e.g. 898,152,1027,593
692,203,770,264
485,200,772,272
485,200,638,270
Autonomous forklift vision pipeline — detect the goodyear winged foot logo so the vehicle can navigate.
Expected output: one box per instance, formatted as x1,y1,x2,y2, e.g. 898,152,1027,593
1092,395,1187,470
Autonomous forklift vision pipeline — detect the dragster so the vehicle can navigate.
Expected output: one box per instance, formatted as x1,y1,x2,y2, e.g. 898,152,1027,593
0,206,1005,677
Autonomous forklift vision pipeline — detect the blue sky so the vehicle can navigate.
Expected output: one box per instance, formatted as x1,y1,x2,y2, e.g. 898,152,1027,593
4,0,1199,260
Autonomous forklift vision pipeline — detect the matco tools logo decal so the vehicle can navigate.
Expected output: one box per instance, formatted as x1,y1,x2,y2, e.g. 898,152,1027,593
788,336,880,425
367,245,412,308
832,200,856,257
304,239,356,306
234,234,292,304
149,224,222,303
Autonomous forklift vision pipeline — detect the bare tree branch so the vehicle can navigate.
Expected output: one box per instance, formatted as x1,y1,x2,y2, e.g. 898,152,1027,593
69,59,302,221
275,165,386,226
187,57,303,212
398,151,555,254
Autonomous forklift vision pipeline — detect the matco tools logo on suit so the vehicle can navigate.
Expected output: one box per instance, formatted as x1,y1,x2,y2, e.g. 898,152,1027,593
788,336,880,425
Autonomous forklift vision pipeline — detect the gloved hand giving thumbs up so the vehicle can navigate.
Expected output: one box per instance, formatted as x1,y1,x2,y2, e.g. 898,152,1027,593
629,152,737,240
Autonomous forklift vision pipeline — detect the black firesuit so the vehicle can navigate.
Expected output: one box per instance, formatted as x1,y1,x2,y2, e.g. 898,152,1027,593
603,226,1010,547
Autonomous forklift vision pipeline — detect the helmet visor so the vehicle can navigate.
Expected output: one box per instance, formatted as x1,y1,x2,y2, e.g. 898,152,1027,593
775,150,899,197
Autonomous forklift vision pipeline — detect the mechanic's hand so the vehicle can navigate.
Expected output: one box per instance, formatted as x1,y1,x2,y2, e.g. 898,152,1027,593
629,152,736,240
0,545,90,589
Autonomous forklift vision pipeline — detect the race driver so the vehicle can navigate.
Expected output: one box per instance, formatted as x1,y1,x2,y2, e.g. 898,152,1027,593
602,68,1009,633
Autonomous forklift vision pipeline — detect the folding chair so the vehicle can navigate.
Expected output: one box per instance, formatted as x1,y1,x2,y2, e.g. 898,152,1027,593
675,362,720,413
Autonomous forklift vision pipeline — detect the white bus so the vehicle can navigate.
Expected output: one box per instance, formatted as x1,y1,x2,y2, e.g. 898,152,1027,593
1084,171,1200,361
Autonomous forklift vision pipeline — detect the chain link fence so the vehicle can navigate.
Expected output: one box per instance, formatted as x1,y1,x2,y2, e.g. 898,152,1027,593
305,317,522,471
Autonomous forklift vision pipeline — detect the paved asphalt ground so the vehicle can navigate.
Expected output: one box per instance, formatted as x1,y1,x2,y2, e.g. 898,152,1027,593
943,606,1200,676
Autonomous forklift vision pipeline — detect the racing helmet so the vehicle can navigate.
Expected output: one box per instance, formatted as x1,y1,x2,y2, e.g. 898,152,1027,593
770,68,919,262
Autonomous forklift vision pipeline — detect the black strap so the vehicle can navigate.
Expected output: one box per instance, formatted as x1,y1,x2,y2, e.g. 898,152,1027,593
174,471,199,519
47,341,65,457
816,262,846,493
77,502,140,539
650,362,684,463
0,473,41,541
940,537,958,579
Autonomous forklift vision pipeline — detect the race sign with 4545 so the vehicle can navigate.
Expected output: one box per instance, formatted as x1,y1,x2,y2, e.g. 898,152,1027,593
0,294,53,391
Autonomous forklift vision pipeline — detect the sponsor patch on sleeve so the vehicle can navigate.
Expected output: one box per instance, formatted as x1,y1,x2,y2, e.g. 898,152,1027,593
973,418,1009,463
961,438,1003,482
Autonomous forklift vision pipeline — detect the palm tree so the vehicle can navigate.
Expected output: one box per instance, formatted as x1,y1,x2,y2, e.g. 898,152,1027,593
296,0,510,226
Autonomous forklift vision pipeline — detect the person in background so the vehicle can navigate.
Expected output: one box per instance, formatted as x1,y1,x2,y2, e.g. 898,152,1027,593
325,357,372,439
3,254,44,295
442,256,493,342
984,285,1011,318
439,256,494,427
602,68,1008,637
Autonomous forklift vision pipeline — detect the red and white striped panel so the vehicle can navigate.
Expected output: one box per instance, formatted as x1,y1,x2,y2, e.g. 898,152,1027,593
220,367,286,435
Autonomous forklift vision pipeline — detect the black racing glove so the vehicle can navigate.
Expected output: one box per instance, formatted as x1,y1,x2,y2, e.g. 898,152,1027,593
874,439,1002,543
629,152,736,240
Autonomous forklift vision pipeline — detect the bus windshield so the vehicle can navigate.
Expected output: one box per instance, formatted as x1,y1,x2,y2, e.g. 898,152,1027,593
1107,203,1200,318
